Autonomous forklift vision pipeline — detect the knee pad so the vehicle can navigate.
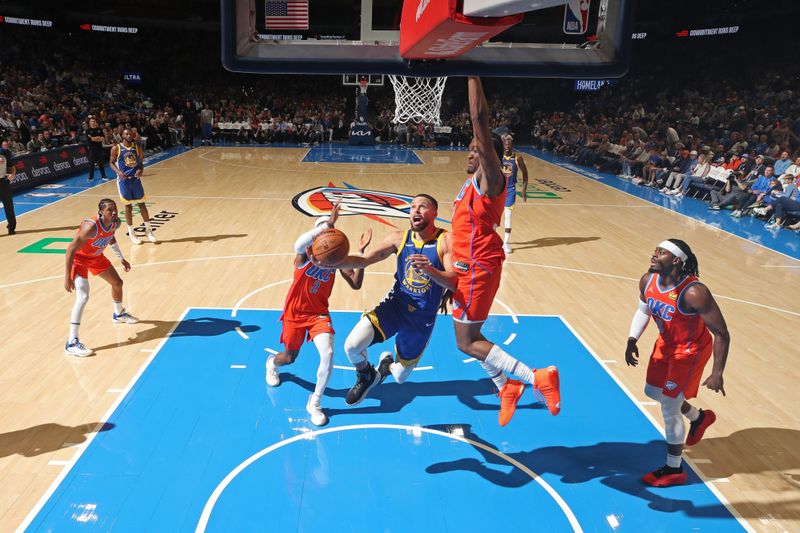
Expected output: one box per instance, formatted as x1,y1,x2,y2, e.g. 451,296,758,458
74,276,90,304
504,207,512,229
660,394,686,445
390,362,414,384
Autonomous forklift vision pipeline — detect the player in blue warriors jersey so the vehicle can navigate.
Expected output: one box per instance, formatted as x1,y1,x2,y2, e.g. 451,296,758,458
500,135,528,254
110,129,156,245
310,194,456,406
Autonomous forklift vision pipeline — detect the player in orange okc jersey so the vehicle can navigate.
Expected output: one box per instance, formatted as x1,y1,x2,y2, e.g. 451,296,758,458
626,239,730,487
449,77,561,427
266,202,371,426
64,199,139,357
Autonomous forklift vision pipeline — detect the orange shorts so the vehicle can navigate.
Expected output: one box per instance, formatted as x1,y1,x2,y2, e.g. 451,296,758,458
646,340,713,399
71,254,112,280
451,259,502,323
280,314,334,352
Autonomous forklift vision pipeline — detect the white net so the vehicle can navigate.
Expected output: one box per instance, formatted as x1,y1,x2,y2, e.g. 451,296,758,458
388,75,448,125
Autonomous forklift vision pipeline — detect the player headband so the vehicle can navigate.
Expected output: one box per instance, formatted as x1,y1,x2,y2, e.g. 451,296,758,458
658,240,688,261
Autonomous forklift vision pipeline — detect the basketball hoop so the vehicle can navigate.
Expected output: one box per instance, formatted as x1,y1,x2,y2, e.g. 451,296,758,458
388,75,447,125
358,78,368,95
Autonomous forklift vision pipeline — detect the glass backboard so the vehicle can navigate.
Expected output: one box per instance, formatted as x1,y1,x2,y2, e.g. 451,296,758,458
221,0,632,78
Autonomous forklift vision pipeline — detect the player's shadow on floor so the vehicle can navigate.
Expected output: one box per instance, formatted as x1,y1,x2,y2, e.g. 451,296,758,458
283,374,545,416
153,233,248,244
424,424,800,520
93,317,259,351
0,422,114,458
0,225,77,237
512,236,600,251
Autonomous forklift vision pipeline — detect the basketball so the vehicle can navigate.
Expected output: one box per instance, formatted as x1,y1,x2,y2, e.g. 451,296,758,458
311,228,350,267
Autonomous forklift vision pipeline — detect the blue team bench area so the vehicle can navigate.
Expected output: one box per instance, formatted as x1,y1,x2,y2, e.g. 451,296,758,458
25,308,744,532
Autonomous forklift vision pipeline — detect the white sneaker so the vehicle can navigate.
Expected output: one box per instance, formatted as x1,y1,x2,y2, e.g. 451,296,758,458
112,310,140,324
266,355,280,386
306,394,327,426
129,232,142,245
65,338,93,357
502,243,512,254
146,231,157,243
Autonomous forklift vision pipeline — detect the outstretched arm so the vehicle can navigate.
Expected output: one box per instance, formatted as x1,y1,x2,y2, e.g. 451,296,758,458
310,230,402,270
468,77,504,198
683,283,730,395
340,228,373,290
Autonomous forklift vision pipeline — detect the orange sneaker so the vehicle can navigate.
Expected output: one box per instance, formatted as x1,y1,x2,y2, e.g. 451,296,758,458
642,466,687,487
686,409,716,446
533,366,561,416
498,379,525,426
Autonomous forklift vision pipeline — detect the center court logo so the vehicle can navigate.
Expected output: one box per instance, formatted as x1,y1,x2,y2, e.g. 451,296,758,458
292,186,415,223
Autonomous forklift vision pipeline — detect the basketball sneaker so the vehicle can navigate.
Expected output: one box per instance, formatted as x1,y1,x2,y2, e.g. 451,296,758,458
146,231,158,243
65,338,93,357
376,351,393,383
129,232,142,245
306,393,327,426
533,366,561,416
686,409,716,446
642,465,687,487
345,363,380,405
265,355,280,387
498,379,525,426
112,310,140,324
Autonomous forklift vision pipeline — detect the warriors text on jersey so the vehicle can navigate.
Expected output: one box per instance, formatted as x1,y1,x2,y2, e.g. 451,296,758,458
451,174,507,265
644,273,712,356
393,229,447,315
281,261,335,320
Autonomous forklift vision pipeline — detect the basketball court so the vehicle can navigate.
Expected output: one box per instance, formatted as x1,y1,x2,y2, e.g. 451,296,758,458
1,0,799,531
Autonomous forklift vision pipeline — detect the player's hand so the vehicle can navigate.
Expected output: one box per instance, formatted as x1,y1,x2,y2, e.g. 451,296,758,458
702,373,726,396
522,190,527,203
439,290,452,315
121,259,131,272
135,169,143,178
305,245,323,267
65,276,75,293
328,199,343,227
624,339,639,367
358,228,372,252
408,253,434,273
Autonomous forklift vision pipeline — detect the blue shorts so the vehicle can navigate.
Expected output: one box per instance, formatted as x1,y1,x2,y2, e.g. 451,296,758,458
504,187,516,207
365,293,436,366
117,177,146,204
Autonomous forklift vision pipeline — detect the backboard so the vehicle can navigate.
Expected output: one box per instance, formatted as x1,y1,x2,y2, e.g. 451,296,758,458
221,0,632,78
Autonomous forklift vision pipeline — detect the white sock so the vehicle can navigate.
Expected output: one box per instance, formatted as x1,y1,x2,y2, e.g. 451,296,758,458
69,276,89,340
684,405,700,422
504,232,510,244
144,220,153,233
485,344,535,385
666,453,682,468
127,224,137,238
312,333,334,398
113,301,124,315
480,360,507,390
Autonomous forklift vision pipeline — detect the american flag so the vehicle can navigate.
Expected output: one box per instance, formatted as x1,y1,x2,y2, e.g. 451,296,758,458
265,0,309,30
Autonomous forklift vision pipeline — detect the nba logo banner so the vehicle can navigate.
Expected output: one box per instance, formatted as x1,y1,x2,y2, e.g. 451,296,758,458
563,0,590,35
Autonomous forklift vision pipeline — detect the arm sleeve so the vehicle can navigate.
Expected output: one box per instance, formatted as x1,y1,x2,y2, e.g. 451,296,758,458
293,216,330,254
628,299,651,340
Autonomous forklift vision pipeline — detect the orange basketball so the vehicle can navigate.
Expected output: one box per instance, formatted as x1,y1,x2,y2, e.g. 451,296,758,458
311,228,350,267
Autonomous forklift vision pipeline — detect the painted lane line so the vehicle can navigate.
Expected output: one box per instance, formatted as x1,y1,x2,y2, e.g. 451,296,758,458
494,298,519,324
503,333,517,346
234,326,249,340
558,316,755,533
606,515,620,529
195,424,583,533
602,359,617,363
413,366,433,371
140,348,155,352
47,461,70,467
462,357,478,363
230,365,246,369
17,308,192,533
333,365,355,371
639,401,658,406
691,458,713,464
264,348,278,355
710,478,731,483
